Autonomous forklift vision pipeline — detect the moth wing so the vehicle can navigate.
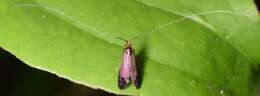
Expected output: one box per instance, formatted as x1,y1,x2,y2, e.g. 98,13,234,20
118,48,130,89
118,70,129,89
131,49,141,89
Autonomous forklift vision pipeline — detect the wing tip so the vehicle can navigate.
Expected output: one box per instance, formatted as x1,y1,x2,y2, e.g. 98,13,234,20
118,76,129,89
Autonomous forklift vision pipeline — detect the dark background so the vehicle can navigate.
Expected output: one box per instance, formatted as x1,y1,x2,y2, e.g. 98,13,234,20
255,0,260,12
0,48,118,96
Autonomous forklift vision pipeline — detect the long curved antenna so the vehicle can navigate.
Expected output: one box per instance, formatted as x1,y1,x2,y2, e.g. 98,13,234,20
10,4,252,43
116,37,129,43
130,10,252,41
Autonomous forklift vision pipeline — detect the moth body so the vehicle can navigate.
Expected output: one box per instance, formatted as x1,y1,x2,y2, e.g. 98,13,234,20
118,41,140,89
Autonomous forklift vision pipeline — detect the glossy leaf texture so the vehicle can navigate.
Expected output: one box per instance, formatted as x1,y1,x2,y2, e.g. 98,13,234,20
0,0,259,95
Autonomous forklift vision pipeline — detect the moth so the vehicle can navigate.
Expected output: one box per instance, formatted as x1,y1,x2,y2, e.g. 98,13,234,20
118,39,140,89
115,11,226,89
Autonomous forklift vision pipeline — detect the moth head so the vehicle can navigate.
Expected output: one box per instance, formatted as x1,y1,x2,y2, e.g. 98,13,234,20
125,41,132,48
124,41,133,55
117,37,132,47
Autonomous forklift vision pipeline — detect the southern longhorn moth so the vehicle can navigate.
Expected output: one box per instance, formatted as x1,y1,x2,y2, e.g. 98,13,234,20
118,38,140,89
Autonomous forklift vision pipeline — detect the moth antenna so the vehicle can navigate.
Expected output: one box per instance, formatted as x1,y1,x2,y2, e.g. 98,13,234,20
116,37,133,47
14,4,250,43
130,10,251,42
116,37,128,43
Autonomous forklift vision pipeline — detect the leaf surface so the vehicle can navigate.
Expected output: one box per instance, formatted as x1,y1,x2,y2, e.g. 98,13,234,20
0,0,259,95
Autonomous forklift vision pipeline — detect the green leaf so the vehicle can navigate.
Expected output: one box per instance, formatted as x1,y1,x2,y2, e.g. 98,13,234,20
0,0,259,95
